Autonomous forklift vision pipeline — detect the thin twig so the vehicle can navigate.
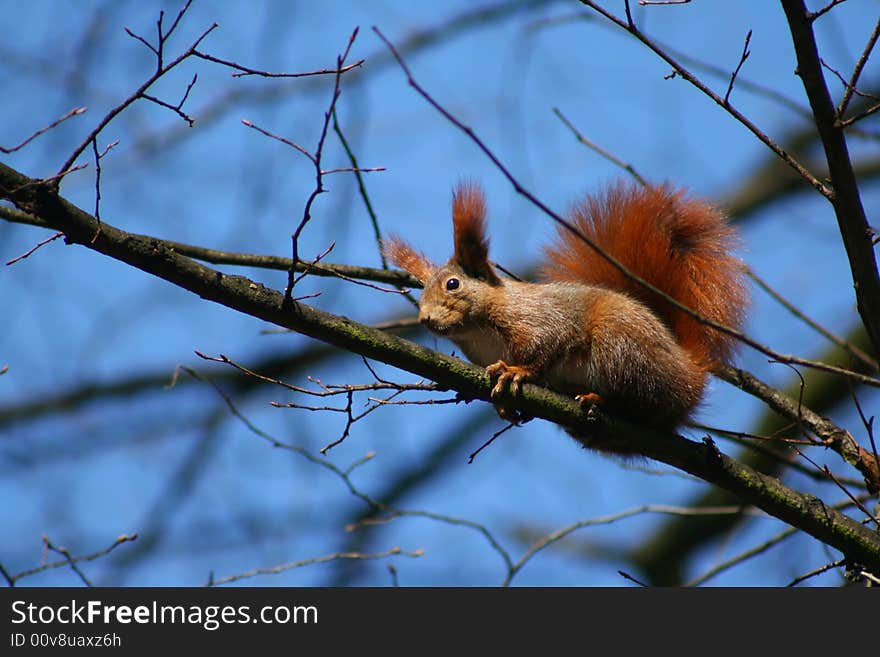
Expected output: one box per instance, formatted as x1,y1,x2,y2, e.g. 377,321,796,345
193,50,364,78
577,1,830,197
5,231,65,266
838,100,880,127
0,107,86,154
333,107,419,308
807,0,847,22
43,536,93,586
846,379,880,493
618,570,649,586
241,119,315,162
142,72,199,126
207,547,423,586
724,30,752,106
504,504,758,587
695,421,868,489
285,27,360,302
59,3,215,177
683,496,880,585
92,138,119,228
5,534,137,585
821,58,880,104
468,423,518,463
687,525,800,586
796,449,880,528
838,16,880,117
787,558,846,586
552,107,648,186
194,351,438,398
748,269,878,370
332,108,387,267
182,366,516,574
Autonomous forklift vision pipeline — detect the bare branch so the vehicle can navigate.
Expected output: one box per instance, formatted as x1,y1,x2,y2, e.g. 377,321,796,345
285,27,360,302
839,100,880,126
181,365,516,574
781,0,880,358
505,504,760,587
3,534,137,585
124,27,158,56
687,523,799,586
468,422,518,463
5,231,65,266
241,119,315,162
3,157,880,573
748,269,878,371
807,0,847,22
332,109,387,267
91,137,119,226
58,13,217,177
207,547,424,586
577,1,830,196
193,49,365,78
552,107,648,186
142,73,199,127
0,107,86,154
716,364,879,492
724,29,752,106
838,16,880,116
0,205,421,287
796,449,879,526
787,559,846,586
821,58,880,104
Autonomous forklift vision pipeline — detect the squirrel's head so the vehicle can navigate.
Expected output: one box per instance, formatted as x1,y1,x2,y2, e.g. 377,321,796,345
384,181,502,336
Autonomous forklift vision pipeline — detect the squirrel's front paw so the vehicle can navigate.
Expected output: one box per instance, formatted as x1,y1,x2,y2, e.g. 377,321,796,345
486,360,535,399
486,361,537,424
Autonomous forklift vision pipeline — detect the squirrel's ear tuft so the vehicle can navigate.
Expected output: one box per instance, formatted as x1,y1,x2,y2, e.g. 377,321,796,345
452,181,500,284
383,236,435,285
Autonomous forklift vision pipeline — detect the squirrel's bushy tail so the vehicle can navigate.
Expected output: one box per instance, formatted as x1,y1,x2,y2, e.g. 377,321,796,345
542,183,748,369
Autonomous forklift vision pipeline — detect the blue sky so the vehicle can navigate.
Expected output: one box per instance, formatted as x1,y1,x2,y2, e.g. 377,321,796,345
2,0,878,586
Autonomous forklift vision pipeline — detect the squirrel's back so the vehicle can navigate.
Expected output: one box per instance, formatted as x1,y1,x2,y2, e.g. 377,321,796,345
542,183,748,370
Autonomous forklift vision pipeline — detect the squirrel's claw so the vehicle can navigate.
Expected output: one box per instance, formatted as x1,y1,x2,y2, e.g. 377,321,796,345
486,361,537,424
486,360,534,399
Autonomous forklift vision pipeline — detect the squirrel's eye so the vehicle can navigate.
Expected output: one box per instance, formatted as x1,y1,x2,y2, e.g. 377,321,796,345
445,277,460,291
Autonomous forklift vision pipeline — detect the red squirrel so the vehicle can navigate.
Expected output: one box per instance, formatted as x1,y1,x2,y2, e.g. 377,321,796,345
385,180,748,439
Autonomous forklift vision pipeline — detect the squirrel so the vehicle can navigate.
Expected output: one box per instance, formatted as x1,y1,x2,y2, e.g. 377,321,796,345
384,180,748,447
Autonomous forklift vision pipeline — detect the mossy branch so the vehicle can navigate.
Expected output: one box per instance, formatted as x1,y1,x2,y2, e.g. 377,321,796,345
2,160,879,572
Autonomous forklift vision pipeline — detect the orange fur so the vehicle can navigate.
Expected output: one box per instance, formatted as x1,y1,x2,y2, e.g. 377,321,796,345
542,183,748,369
452,181,498,283
383,236,435,284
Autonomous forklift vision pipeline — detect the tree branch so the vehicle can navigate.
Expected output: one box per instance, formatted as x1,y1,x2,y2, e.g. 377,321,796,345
781,0,880,358
2,160,879,573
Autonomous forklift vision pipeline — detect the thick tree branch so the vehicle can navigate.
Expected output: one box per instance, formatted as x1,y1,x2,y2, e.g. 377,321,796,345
2,161,879,573
781,0,880,359
717,364,879,493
